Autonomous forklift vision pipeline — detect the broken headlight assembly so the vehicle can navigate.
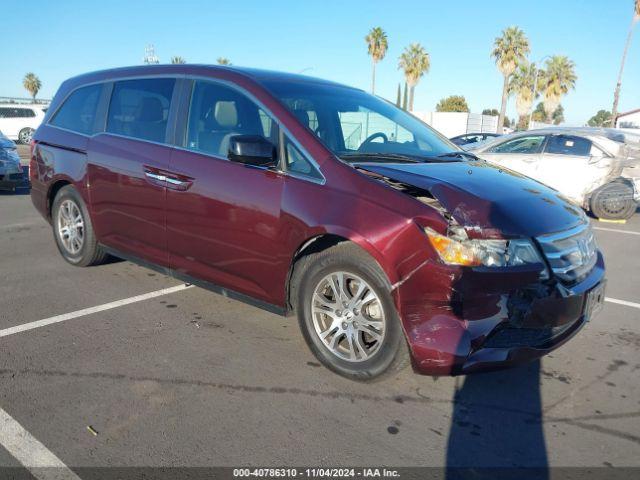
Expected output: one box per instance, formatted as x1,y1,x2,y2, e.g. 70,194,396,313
424,226,548,277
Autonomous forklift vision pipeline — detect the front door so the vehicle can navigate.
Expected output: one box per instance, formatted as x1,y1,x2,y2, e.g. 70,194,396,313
88,77,176,267
479,134,546,179
166,80,286,305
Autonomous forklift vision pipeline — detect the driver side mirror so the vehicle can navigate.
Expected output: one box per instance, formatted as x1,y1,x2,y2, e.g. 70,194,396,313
588,155,605,164
228,135,277,167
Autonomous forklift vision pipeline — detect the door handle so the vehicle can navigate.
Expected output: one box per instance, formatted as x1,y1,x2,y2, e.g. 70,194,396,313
144,171,167,182
165,176,194,191
144,166,194,191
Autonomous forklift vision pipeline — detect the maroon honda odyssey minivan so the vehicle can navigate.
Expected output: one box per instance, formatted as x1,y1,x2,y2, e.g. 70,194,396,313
30,65,606,380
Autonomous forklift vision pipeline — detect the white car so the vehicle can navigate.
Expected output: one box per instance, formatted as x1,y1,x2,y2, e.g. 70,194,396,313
470,128,640,220
0,104,47,144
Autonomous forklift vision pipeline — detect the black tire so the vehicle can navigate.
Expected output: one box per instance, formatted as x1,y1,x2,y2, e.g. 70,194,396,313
18,127,34,145
51,185,109,266
589,182,637,220
291,242,410,381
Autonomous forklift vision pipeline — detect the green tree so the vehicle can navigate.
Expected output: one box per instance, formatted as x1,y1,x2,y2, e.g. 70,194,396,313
538,56,576,123
588,109,613,127
482,108,499,116
531,102,546,122
435,95,469,112
509,62,538,129
365,27,388,94
217,57,231,65
552,104,565,125
23,73,42,101
395,83,401,107
612,1,640,125
531,102,563,125
171,56,186,64
398,43,430,111
491,26,530,133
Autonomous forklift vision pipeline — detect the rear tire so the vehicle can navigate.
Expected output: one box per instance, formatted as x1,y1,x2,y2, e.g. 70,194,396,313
52,185,109,266
590,182,637,220
291,242,410,381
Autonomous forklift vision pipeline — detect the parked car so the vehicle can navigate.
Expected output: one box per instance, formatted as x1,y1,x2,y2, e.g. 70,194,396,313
31,65,605,380
449,132,501,148
0,131,25,191
0,104,47,144
470,128,640,220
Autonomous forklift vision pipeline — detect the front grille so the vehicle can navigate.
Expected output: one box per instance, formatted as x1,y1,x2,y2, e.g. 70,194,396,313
536,222,597,284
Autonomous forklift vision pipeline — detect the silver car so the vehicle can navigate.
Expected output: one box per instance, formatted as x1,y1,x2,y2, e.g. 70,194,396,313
469,128,640,220
0,131,25,191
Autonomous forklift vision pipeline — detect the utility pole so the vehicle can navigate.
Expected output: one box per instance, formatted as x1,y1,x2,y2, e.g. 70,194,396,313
611,7,640,127
527,55,551,130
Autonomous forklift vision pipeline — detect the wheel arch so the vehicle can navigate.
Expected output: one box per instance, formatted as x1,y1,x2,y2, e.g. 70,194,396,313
285,229,398,314
47,179,74,219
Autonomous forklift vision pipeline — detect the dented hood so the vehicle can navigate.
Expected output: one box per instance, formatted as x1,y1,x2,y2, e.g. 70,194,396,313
357,160,585,238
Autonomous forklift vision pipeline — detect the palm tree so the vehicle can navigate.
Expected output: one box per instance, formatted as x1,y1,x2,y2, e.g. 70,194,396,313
538,56,577,123
217,57,231,65
398,43,430,111
491,27,530,133
611,0,640,126
23,73,42,102
509,62,537,129
171,56,186,64
365,27,388,94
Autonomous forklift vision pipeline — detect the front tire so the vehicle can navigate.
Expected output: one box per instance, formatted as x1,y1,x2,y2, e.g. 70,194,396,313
52,185,108,266
292,243,410,381
590,182,637,220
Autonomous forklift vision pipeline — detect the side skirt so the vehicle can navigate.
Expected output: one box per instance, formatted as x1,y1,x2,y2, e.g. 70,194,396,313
102,246,288,317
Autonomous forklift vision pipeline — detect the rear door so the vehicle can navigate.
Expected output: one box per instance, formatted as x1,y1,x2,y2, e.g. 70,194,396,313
88,77,177,267
166,79,287,305
479,134,546,179
535,134,611,203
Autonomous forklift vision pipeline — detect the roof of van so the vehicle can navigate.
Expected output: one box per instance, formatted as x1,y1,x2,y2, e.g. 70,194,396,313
65,64,358,91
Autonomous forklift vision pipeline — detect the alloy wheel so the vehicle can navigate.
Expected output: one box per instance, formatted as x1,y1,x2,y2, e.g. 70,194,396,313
19,128,34,144
57,199,85,254
311,271,386,362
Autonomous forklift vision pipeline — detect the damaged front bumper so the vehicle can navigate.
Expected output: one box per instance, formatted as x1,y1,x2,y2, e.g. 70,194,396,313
394,251,606,376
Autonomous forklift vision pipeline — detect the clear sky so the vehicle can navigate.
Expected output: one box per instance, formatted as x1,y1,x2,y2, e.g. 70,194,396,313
2,0,638,125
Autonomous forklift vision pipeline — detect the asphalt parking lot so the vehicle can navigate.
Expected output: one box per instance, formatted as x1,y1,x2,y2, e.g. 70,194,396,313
1,147,639,477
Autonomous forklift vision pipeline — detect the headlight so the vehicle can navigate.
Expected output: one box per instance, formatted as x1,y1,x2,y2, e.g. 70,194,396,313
424,226,547,274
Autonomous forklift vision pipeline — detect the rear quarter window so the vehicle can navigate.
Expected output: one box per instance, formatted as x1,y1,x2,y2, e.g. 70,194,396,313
50,84,102,135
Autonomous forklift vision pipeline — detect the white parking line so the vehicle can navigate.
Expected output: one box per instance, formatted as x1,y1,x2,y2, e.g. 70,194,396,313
0,406,81,479
605,297,640,309
0,284,194,338
593,227,640,236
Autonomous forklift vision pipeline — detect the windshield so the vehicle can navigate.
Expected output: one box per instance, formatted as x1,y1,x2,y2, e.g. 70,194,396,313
263,81,459,161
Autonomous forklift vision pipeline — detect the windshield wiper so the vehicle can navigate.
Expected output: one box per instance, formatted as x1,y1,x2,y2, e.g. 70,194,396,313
339,153,422,163
437,151,480,161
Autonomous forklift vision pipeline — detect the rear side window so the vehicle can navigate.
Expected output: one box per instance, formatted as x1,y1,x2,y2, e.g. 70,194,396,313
50,84,102,134
107,78,175,143
545,135,592,156
488,135,545,154
0,108,36,118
